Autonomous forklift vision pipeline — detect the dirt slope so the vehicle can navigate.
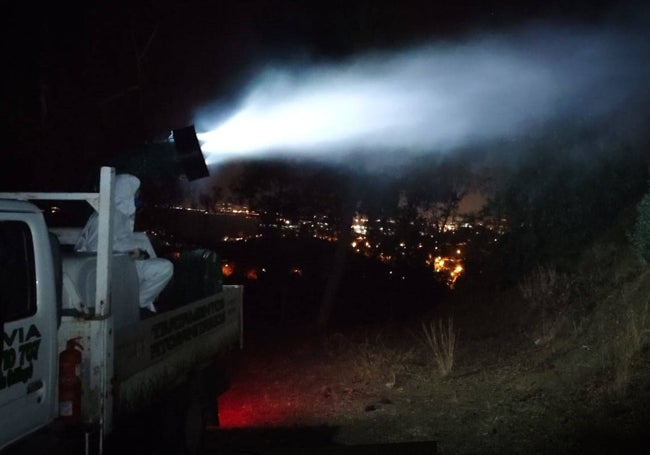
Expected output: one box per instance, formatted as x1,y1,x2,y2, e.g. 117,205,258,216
210,239,650,454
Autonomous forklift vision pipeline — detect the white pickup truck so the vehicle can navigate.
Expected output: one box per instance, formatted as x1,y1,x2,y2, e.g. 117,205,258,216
0,167,243,454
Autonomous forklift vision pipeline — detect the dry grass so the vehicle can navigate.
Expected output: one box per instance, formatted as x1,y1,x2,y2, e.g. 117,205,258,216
605,284,650,394
565,257,650,396
518,265,571,345
323,330,415,387
421,317,458,377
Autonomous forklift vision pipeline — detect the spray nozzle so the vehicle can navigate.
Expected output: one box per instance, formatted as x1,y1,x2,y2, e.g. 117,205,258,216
66,337,84,351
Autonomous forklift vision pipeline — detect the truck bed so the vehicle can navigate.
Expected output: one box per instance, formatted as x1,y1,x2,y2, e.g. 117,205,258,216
114,285,243,414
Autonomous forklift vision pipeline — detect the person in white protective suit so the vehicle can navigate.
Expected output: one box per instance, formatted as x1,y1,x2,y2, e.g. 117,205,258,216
75,173,173,314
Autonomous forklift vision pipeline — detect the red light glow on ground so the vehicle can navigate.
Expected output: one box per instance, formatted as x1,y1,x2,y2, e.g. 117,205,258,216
217,383,302,428
213,334,366,431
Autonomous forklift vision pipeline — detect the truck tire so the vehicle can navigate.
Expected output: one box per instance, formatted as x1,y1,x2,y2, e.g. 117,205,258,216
183,393,205,455
160,399,184,454
161,364,225,454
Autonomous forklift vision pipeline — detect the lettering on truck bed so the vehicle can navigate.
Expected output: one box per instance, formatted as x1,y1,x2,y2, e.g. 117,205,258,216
150,297,226,359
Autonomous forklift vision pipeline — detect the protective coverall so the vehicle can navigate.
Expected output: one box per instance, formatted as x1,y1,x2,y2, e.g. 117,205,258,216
75,174,173,313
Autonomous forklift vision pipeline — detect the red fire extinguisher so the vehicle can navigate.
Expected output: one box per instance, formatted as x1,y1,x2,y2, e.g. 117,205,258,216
59,337,83,425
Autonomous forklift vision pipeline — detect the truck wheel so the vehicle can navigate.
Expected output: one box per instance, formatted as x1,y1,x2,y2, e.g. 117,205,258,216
160,400,185,453
183,394,205,455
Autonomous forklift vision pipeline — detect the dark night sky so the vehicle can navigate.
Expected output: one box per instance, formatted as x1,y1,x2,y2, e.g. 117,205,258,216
1,0,640,191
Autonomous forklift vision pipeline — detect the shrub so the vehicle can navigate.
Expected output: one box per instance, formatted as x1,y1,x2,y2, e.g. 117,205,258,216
518,266,571,345
421,317,458,377
325,331,415,387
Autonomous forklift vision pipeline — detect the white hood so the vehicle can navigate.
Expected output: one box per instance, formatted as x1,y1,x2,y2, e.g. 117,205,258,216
114,174,140,217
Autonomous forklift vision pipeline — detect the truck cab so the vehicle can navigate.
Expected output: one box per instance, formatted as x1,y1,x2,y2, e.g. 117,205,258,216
1,167,243,454
0,200,59,448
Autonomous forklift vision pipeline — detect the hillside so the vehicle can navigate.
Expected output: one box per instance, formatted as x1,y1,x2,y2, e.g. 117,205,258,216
204,207,650,454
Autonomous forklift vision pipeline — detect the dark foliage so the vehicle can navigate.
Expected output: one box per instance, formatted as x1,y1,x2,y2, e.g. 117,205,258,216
216,237,447,328
632,178,650,263
487,144,649,285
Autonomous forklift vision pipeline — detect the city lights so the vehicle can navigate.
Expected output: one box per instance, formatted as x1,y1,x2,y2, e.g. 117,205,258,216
428,254,465,288
169,196,499,289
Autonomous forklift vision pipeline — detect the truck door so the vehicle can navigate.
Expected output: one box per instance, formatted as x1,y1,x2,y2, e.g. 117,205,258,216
0,217,57,449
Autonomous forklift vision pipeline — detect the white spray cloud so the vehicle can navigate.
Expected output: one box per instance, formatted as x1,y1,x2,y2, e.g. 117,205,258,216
195,22,649,167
